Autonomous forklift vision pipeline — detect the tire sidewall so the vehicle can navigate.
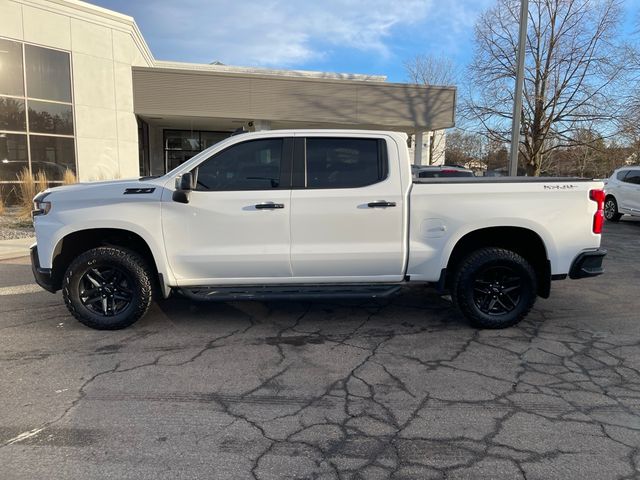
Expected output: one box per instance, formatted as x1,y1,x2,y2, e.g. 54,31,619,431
455,249,537,329
63,247,152,330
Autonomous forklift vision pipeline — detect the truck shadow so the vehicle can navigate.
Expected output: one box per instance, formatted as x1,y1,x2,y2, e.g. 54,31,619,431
150,285,467,333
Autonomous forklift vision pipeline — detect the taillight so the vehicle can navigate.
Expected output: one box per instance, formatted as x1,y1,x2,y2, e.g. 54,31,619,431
589,189,605,234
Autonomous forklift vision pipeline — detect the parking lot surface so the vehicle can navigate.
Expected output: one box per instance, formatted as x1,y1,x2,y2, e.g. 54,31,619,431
0,219,639,480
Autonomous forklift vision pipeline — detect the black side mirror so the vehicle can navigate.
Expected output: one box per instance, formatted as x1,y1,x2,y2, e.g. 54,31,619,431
173,172,194,204
180,172,195,190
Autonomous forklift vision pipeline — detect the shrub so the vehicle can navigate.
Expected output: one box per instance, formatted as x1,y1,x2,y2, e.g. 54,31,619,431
62,169,77,185
35,170,49,195
15,169,52,220
16,168,37,220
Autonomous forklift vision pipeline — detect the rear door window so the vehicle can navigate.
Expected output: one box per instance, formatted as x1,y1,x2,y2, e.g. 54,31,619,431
304,138,387,189
623,170,640,185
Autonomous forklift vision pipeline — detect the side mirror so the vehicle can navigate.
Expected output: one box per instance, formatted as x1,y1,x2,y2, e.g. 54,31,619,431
179,172,195,190
172,172,194,204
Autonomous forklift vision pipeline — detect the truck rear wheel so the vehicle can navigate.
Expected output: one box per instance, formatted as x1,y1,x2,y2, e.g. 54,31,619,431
62,246,153,330
452,247,537,329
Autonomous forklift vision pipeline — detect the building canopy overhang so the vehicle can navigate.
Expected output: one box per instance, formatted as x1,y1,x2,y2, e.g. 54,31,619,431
132,66,456,133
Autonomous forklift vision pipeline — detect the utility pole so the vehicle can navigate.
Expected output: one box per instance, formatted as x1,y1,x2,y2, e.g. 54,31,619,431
509,0,528,176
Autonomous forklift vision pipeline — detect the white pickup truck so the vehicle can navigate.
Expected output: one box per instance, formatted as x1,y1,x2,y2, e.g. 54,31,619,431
31,130,607,330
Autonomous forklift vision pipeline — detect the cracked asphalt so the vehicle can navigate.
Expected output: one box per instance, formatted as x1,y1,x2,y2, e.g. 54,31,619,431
1,219,639,479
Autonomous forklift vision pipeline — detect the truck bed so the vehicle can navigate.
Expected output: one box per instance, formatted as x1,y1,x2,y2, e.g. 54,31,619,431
407,177,604,281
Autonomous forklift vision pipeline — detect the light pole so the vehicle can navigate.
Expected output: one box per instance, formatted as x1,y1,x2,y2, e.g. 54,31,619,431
509,0,529,176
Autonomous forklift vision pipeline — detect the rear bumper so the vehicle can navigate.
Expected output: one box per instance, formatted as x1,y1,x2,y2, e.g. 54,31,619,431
569,248,607,279
30,245,56,293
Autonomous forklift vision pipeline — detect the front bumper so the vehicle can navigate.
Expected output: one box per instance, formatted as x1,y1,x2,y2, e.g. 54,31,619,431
569,248,607,279
30,246,56,293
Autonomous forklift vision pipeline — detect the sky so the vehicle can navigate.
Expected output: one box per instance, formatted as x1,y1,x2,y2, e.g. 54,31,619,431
93,0,640,83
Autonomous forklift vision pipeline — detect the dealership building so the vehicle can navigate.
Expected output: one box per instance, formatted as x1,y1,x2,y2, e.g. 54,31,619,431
0,0,456,188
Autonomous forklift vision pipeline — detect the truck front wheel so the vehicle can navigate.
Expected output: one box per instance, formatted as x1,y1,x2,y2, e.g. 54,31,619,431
452,248,537,329
62,246,154,330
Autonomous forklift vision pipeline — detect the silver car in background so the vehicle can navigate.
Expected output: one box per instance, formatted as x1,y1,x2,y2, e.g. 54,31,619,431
603,167,640,221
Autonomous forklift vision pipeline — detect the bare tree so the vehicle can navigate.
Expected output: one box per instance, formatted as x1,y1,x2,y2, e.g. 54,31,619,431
405,54,458,86
464,0,625,176
405,54,457,165
445,130,485,165
547,130,627,178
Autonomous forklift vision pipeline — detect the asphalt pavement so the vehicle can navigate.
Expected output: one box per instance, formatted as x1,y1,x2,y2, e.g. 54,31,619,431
0,219,639,479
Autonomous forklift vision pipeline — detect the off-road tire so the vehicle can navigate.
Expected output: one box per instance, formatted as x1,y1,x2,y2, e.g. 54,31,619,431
452,247,537,329
604,196,622,222
62,247,153,330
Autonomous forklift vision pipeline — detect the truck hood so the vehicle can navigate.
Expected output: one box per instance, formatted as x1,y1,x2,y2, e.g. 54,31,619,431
41,177,168,204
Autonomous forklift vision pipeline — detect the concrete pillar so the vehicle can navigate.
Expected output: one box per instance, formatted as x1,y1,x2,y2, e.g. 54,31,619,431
424,132,432,165
251,120,271,131
414,131,423,166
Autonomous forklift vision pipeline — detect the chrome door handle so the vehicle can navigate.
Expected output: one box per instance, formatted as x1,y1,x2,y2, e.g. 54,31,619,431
255,202,285,209
367,200,396,208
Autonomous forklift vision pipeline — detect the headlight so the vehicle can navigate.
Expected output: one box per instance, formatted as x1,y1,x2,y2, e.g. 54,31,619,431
32,192,52,218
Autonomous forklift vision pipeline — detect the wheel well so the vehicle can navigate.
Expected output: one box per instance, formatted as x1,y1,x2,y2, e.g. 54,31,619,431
445,227,551,298
50,228,158,291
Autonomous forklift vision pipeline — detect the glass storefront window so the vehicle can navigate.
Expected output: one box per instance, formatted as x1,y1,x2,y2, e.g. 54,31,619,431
164,129,231,172
25,44,72,102
28,100,73,135
0,133,28,181
166,150,198,171
0,96,26,132
29,136,75,181
0,40,76,187
201,131,230,149
0,39,24,97
165,130,201,151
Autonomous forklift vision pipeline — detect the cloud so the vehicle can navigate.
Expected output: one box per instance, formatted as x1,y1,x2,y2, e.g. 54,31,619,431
137,0,435,66
413,0,495,59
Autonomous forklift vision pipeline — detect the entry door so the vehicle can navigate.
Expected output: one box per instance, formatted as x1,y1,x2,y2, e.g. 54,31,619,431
290,136,406,281
162,137,293,284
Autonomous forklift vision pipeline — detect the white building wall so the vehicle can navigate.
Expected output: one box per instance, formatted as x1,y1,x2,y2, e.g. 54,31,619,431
407,130,446,166
0,0,152,181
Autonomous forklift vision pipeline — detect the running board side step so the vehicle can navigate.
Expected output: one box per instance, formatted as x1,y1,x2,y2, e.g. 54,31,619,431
178,284,403,302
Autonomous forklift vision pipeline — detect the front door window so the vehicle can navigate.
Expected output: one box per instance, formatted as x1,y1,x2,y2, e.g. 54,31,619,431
195,138,284,191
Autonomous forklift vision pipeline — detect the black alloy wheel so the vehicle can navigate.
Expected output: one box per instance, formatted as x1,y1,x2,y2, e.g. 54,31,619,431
472,266,522,316
79,265,134,317
451,247,537,329
62,246,154,330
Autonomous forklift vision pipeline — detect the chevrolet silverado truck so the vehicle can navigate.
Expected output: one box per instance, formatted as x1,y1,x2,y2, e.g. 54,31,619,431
30,130,607,330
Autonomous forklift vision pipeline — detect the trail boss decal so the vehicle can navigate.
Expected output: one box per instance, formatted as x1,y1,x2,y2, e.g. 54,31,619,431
544,184,579,190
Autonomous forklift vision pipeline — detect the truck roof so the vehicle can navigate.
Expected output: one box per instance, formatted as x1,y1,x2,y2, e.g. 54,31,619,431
230,129,407,137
